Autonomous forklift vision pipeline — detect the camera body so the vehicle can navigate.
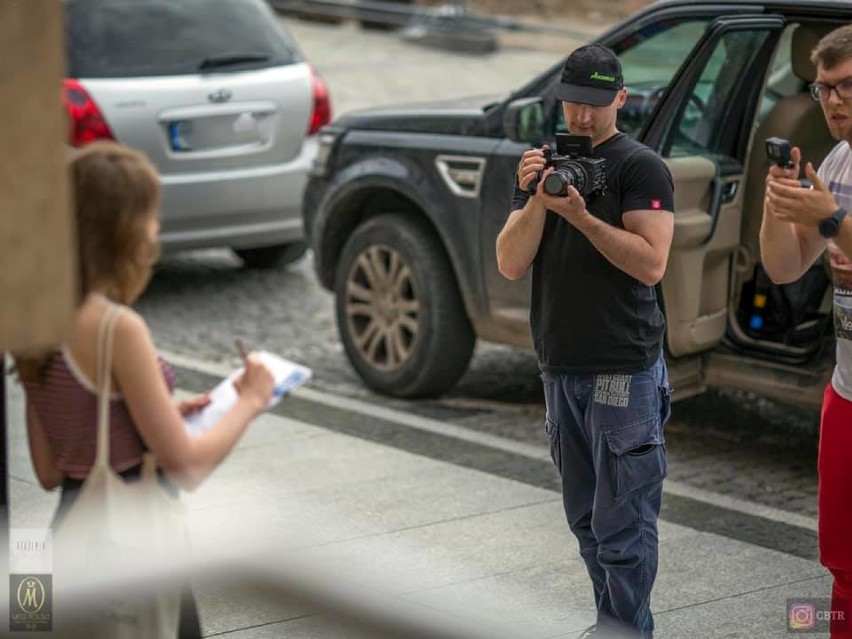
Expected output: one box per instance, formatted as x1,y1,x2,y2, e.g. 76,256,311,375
765,136,812,188
529,133,607,198
765,136,793,168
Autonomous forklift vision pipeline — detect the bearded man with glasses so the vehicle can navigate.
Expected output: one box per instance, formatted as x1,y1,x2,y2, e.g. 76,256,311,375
761,24,852,639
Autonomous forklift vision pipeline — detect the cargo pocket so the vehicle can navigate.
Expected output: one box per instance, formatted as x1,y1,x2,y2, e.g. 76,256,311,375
602,414,667,501
659,384,672,427
544,415,561,473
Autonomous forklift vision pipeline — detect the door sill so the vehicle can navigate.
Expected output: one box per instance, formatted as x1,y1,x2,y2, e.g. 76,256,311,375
704,349,831,409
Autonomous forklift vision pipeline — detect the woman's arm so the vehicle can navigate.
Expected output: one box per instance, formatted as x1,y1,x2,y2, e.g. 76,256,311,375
24,399,63,490
111,309,274,491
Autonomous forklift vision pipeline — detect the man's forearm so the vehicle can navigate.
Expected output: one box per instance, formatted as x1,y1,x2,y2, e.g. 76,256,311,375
496,198,547,280
573,213,665,286
759,201,823,284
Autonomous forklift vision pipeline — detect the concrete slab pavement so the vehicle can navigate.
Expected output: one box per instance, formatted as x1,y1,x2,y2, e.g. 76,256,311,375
4,367,832,638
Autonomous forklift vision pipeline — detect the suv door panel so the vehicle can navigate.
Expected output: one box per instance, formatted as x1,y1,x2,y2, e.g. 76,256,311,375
648,18,782,357
664,155,743,355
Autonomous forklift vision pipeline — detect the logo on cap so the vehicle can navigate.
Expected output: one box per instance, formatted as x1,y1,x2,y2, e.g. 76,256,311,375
590,72,616,83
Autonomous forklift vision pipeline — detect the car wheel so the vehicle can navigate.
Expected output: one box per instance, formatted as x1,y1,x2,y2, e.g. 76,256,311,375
234,242,307,269
335,214,475,398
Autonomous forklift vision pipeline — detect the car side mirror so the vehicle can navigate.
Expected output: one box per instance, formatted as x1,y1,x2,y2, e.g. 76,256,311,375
504,97,545,144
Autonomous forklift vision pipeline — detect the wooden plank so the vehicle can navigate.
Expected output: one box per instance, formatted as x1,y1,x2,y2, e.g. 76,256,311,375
0,0,75,352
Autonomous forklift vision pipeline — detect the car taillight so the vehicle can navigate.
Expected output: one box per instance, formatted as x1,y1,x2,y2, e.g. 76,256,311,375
62,79,114,147
308,67,331,135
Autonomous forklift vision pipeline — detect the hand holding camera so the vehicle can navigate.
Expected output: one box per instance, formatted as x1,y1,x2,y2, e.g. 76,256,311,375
527,134,607,198
517,146,549,193
764,137,840,233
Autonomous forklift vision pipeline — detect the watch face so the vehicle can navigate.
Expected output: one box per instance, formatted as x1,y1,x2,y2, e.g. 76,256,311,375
820,217,839,238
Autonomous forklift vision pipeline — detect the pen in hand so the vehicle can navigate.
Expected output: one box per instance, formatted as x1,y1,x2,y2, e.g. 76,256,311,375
235,338,248,363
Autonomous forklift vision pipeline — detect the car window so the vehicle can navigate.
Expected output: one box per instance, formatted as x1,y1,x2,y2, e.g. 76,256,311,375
614,20,710,137
667,29,773,157
554,20,710,138
66,0,301,78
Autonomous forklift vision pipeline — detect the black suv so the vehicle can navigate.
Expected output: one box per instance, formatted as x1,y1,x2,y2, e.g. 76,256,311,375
303,0,852,408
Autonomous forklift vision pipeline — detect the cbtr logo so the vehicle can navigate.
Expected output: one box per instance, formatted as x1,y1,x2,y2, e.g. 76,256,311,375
651,199,662,210
10,574,52,632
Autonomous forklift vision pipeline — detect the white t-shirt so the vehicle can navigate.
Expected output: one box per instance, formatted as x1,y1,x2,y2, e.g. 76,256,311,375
818,141,852,400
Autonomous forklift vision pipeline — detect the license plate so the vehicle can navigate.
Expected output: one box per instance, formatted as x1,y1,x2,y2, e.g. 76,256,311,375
168,113,263,153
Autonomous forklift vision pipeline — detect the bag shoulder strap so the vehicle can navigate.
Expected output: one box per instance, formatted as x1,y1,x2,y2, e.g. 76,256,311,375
94,302,125,470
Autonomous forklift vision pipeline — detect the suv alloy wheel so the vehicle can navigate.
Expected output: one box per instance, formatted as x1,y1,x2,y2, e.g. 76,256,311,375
334,214,475,398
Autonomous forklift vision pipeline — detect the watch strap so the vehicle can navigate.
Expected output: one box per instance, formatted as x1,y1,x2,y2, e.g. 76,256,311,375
819,207,847,238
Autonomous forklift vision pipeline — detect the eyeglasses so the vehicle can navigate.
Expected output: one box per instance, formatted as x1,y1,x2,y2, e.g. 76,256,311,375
809,78,852,102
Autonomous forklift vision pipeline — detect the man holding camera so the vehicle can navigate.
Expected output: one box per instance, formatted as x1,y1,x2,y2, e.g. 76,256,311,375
496,44,674,638
761,25,852,639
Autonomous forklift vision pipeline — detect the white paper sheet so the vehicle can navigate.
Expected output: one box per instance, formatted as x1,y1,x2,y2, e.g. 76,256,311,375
183,351,312,436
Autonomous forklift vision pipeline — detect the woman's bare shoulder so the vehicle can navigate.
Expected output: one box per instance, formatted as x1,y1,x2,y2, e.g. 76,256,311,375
113,305,153,348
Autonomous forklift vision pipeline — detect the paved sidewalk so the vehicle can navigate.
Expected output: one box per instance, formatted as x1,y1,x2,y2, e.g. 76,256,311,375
4,376,832,638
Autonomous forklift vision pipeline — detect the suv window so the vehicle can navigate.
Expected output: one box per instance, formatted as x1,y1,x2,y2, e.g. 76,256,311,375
65,0,300,78
614,20,710,137
667,28,773,157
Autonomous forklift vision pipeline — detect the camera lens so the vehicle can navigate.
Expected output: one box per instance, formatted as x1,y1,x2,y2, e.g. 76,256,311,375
543,172,569,196
543,163,588,196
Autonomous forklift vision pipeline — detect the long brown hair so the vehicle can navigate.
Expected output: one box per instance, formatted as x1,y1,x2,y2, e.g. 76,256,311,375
15,142,160,384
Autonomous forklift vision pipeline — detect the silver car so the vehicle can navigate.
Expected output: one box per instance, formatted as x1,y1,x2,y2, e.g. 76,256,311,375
63,0,330,268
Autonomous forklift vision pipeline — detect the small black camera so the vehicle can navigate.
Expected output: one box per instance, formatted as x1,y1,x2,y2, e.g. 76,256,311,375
529,133,607,198
765,137,793,168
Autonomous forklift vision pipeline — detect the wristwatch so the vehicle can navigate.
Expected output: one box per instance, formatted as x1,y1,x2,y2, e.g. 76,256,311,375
818,207,848,239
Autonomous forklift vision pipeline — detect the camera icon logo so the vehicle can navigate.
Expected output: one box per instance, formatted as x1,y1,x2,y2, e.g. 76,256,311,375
789,602,817,630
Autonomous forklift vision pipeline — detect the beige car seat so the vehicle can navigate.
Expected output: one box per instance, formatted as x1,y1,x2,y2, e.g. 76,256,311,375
740,24,837,263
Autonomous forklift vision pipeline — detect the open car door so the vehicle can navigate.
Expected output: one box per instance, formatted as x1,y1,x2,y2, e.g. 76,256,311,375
638,15,785,398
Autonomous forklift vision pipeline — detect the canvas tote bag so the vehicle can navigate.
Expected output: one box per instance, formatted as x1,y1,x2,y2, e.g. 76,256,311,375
54,303,183,638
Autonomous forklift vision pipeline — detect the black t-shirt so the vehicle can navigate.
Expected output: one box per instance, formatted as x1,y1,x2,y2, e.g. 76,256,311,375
511,132,674,374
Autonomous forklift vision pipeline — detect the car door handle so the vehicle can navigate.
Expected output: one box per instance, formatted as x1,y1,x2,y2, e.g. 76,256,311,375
722,180,739,203
702,174,739,245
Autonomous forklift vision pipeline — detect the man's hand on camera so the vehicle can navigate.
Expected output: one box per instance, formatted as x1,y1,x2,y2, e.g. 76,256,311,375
764,145,800,220
766,159,837,228
518,147,547,193
768,145,801,182
537,170,589,225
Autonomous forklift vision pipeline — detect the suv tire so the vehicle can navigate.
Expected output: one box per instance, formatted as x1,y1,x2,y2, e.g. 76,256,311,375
334,214,475,398
235,242,307,269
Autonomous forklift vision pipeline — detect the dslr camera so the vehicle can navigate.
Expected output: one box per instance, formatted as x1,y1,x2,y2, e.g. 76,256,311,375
529,133,607,198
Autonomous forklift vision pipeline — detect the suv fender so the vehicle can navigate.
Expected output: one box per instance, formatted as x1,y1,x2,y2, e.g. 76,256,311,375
310,153,487,324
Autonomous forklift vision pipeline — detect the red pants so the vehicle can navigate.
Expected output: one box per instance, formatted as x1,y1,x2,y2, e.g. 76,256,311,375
820,384,852,637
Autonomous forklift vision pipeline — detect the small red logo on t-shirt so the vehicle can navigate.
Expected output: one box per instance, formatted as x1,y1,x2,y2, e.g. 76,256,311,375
651,199,662,210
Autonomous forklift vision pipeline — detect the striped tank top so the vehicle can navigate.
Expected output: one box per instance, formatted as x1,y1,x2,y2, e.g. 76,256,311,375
24,347,176,480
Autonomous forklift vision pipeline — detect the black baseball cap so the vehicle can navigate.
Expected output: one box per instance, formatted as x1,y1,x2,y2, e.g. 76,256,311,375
555,44,624,107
